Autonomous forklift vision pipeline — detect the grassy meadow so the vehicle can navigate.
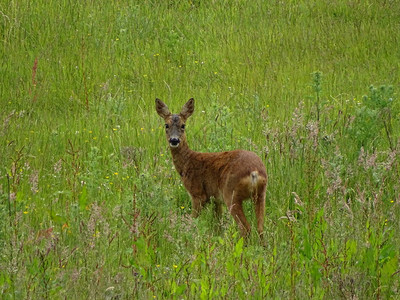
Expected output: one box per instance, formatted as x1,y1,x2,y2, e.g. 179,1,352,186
1,0,400,298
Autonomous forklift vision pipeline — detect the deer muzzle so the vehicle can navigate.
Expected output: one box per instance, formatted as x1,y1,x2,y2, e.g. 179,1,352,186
169,137,180,147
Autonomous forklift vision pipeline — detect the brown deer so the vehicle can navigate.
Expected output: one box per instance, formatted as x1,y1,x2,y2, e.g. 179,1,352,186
156,98,267,238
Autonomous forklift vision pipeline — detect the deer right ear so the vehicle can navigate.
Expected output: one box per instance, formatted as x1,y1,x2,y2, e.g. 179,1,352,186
180,98,194,120
155,98,171,119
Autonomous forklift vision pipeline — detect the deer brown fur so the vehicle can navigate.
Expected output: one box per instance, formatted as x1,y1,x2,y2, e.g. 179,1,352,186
156,98,267,237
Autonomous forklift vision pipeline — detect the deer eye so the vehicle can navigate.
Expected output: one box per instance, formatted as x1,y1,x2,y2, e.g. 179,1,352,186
181,124,185,129
165,124,169,129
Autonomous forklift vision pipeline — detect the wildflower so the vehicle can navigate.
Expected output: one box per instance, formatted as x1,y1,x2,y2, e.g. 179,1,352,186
53,159,62,174
181,206,185,209
306,120,319,149
173,265,178,269
30,170,39,194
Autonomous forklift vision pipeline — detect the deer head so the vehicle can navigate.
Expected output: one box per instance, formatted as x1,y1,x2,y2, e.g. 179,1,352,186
156,98,194,148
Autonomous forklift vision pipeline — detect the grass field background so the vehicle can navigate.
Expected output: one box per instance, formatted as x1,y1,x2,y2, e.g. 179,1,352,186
1,0,400,298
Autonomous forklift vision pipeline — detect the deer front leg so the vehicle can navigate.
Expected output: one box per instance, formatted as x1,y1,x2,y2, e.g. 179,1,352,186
209,197,223,219
190,195,207,218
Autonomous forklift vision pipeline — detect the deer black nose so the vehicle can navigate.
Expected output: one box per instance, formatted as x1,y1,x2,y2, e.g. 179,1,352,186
169,138,180,147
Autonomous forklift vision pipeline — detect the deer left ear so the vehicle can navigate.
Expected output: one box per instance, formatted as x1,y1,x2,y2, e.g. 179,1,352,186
156,98,171,119
180,98,194,120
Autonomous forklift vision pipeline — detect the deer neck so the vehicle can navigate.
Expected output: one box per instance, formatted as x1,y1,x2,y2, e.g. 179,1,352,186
170,139,194,175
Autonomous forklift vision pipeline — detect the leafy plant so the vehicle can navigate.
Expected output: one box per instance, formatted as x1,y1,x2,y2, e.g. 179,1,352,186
350,85,396,150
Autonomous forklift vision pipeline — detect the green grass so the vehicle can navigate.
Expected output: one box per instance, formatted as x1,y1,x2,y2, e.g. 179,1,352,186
1,0,400,298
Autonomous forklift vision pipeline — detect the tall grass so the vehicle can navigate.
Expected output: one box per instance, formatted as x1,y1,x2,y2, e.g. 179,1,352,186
1,0,400,298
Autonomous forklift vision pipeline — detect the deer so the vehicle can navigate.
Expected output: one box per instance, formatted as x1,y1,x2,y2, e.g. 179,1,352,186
156,98,267,238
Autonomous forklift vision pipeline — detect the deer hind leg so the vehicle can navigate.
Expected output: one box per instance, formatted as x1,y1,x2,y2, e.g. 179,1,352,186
254,185,266,238
225,190,251,237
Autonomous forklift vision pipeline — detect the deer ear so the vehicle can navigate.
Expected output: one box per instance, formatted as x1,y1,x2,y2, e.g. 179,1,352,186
180,98,194,120
155,98,171,119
